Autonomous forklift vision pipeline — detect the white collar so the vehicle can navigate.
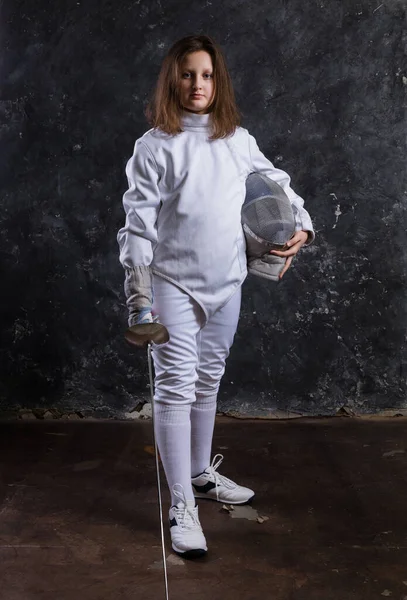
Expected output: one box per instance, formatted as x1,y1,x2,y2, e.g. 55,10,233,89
181,110,212,130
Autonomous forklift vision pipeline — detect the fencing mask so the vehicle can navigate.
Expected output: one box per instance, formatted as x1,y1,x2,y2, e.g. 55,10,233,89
242,172,296,281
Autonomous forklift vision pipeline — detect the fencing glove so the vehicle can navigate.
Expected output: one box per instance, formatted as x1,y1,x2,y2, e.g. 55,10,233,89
124,266,154,327
123,266,169,346
242,172,296,281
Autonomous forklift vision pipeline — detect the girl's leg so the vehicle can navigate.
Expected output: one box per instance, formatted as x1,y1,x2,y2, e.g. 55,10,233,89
152,276,204,506
191,286,242,477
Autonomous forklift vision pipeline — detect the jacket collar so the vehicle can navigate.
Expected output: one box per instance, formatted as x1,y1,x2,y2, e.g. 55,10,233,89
181,110,212,131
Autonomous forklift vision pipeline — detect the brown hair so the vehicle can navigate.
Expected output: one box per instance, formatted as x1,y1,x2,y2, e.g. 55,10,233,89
145,35,241,140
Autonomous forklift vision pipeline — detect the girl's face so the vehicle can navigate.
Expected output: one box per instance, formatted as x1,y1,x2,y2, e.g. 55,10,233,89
178,51,215,114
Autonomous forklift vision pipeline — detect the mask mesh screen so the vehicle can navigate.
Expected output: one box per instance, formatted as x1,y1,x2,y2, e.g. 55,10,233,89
243,173,295,245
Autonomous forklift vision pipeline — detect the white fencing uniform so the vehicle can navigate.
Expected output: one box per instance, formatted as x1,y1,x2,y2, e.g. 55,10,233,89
117,111,314,503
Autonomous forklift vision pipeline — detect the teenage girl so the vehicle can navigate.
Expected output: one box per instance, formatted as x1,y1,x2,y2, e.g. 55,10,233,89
118,35,315,559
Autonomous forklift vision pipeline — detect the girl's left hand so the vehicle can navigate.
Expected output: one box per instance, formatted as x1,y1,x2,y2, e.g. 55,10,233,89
269,230,309,279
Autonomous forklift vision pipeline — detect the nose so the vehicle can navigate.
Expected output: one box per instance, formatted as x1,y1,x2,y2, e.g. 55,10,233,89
192,76,203,90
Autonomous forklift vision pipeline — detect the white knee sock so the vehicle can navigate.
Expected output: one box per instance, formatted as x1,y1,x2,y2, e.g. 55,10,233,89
153,402,194,506
190,394,217,478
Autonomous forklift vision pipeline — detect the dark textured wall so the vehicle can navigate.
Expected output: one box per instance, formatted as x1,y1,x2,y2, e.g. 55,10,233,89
0,0,406,417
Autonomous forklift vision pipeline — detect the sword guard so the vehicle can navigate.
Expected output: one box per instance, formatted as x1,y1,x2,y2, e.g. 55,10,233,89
124,323,170,347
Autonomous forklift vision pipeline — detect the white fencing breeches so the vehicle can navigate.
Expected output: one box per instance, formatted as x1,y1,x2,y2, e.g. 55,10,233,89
151,275,241,503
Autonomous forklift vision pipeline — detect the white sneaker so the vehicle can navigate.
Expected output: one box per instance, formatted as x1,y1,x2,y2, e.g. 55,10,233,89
191,454,255,505
169,484,208,559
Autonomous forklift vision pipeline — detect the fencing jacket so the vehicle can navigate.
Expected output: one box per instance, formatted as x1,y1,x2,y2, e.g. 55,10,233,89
117,110,314,320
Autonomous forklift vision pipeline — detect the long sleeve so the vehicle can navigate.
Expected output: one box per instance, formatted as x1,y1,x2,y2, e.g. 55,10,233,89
248,134,315,244
117,138,162,268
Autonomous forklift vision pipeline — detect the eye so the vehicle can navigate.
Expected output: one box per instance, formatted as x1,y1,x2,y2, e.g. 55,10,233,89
182,72,191,79
204,73,213,79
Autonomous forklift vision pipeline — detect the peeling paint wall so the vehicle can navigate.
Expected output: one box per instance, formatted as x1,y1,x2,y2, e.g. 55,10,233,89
0,0,406,417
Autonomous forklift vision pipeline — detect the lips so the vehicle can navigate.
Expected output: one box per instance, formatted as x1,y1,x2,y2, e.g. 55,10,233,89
191,94,204,98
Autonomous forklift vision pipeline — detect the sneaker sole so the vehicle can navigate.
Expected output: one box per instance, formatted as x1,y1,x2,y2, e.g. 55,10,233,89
172,546,207,559
193,493,255,505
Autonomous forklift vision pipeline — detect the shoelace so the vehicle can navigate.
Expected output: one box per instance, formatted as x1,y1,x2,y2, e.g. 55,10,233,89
172,483,200,530
207,454,237,501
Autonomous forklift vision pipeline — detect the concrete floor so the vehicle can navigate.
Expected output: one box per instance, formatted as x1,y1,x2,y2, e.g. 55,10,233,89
0,417,407,600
